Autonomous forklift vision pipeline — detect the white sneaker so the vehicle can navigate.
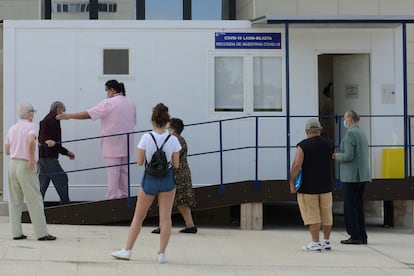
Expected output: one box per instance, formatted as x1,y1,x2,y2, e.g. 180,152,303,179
111,249,131,260
157,253,166,264
322,240,331,250
302,242,322,252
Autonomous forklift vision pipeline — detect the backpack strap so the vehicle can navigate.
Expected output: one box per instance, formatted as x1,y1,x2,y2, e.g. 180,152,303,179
160,134,171,150
146,133,158,165
148,133,171,150
149,132,159,150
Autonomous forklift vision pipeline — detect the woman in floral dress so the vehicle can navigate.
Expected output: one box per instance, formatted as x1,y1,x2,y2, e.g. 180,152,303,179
152,117,197,234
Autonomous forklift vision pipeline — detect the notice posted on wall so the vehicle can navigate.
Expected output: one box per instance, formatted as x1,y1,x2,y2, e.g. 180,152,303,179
345,83,359,99
381,84,396,104
215,32,281,49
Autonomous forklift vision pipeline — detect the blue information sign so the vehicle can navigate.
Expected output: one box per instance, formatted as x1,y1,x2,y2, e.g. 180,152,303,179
215,32,281,49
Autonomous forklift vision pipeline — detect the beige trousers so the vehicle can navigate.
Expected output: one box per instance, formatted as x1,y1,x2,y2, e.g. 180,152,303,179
8,159,48,238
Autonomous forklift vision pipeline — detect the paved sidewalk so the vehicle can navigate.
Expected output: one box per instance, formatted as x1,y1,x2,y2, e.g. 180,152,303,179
0,216,414,275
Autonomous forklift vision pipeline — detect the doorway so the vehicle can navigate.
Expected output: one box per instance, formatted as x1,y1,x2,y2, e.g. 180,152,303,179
318,54,371,145
318,53,382,218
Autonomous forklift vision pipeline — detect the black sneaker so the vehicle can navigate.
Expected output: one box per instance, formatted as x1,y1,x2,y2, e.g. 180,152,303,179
13,234,27,240
38,234,56,241
179,226,197,234
151,227,160,234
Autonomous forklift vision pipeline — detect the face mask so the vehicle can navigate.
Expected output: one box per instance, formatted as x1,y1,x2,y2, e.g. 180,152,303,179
104,92,109,98
343,120,349,129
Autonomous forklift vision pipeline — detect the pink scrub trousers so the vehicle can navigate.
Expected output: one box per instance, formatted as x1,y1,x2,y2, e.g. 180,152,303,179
104,156,129,199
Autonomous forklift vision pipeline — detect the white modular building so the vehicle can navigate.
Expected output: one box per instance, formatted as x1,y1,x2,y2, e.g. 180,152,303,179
2,17,409,202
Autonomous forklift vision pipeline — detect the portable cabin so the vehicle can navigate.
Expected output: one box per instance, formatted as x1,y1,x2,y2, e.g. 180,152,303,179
3,17,413,227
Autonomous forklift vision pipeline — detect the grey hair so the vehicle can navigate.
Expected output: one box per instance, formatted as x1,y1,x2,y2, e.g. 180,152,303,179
50,101,65,113
306,128,321,134
18,102,34,119
346,109,360,122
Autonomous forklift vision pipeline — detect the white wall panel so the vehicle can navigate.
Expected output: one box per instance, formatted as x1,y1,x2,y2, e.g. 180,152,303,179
380,0,414,15
339,0,379,15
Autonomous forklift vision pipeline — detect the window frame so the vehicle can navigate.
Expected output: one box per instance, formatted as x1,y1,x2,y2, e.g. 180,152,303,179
209,51,285,116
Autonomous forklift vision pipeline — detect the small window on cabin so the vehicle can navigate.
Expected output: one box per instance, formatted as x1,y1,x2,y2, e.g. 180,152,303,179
103,49,130,75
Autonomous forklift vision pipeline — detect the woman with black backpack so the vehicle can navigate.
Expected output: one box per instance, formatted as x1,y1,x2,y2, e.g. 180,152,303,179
111,103,181,264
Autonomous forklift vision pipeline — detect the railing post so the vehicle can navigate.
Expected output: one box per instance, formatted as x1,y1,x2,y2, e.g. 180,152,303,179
285,23,290,179
336,114,342,189
254,116,260,190
126,133,132,208
408,116,412,177
403,23,409,178
285,22,291,180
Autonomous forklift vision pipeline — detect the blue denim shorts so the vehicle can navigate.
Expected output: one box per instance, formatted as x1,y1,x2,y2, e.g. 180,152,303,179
141,168,176,196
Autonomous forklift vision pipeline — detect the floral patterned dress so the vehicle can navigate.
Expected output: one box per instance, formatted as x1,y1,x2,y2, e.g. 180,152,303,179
173,135,196,207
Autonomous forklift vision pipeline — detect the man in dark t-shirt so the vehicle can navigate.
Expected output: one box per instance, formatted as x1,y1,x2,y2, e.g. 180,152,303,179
38,101,75,205
289,118,334,252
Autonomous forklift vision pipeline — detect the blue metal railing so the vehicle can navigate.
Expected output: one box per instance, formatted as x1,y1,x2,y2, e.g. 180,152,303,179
43,114,412,205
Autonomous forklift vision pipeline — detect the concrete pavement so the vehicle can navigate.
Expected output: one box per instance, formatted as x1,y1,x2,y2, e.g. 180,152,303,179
0,216,414,275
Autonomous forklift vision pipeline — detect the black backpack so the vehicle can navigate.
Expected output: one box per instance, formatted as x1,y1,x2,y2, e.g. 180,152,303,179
145,133,171,177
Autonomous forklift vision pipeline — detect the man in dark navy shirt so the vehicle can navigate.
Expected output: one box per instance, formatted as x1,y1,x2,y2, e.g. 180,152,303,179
38,101,75,205
290,118,335,252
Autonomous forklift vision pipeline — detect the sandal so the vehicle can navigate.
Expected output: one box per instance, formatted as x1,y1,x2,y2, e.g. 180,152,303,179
13,234,27,240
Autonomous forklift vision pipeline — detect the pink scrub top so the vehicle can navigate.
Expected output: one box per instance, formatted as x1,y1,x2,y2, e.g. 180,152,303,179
87,94,136,157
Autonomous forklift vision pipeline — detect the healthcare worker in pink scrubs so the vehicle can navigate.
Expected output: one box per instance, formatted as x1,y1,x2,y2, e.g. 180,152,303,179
57,80,137,199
